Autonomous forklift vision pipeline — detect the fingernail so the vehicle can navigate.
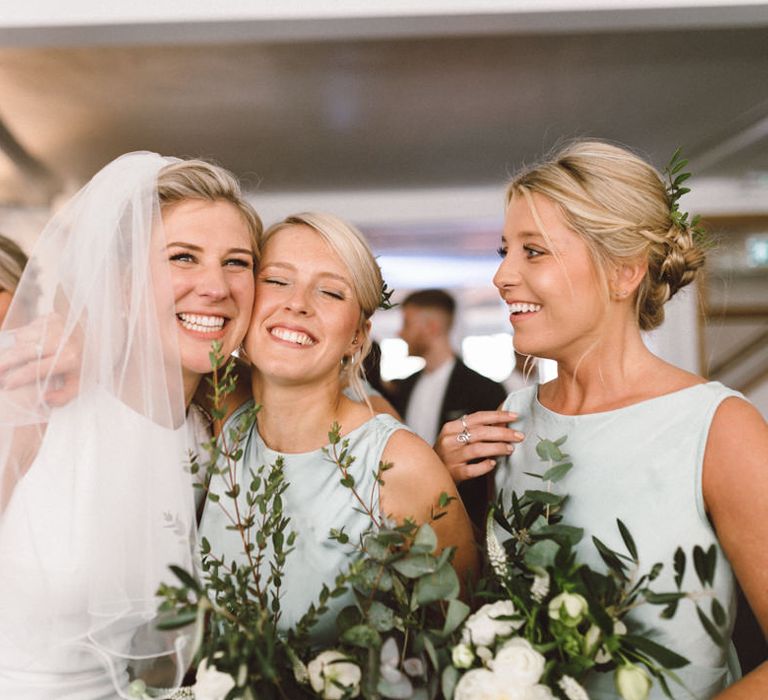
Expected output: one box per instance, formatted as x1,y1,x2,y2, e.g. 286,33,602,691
514,432,525,440
507,444,514,453
490,460,496,467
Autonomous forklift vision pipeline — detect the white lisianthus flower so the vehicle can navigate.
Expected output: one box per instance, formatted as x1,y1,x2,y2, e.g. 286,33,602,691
307,650,362,700
547,592,588,627
462,600,523,647
531,573,550,603
595,620,629,663
452,643,476,669
491,638,546,687
558,675,590,700
192,658,236,700
583,625,601,656
615,664,651,700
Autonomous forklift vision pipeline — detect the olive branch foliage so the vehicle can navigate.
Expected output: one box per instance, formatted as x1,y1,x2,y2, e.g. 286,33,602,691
470,435,728,698
156,341,471,699
155,340,728,700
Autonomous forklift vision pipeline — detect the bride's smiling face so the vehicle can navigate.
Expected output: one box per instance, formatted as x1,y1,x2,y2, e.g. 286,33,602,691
160,199,256,379
244,224,361,387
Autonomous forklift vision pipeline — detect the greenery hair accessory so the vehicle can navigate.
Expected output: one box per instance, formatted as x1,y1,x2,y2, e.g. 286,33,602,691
379,280,396,310
663,148,708,246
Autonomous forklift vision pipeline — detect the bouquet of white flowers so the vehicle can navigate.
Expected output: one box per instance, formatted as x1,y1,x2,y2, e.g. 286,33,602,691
444,436,727,700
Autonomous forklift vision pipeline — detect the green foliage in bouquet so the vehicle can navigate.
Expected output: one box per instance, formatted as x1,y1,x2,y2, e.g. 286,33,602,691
445,435,728,700
155,343,472,700
290,423,471,700
157,343,311,699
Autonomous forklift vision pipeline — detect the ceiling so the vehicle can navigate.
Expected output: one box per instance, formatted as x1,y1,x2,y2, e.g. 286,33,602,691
1,13,768,212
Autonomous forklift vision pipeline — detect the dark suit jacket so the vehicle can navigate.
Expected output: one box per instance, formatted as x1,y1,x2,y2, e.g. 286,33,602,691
389,359,507,530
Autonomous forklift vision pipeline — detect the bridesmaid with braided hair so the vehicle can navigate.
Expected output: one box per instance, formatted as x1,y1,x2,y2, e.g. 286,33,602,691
435,140,768,699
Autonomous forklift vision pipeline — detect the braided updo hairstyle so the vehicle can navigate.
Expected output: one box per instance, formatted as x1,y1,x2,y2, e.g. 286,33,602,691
506,140,706,330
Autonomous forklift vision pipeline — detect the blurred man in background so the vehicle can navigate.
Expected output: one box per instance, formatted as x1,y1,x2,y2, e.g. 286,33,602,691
389,288,506,529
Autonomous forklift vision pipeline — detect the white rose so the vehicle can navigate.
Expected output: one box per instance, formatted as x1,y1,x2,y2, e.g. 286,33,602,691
477,646,494,665
307,650,362,700
453,668,500,700
525,685,555,700
491,638,545,688
547,592,588,627
192,658,236,700
462,601,523,647
452,643,476,669
615,664,651,700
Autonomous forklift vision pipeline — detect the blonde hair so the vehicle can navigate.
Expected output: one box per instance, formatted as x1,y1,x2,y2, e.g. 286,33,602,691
157,159,262,257
261,212,383,403
0,233,27,293
506,140,705,330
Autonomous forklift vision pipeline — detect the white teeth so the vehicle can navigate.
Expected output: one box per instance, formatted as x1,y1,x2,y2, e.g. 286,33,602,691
508,302,542,315
178,313,226,333
270,327,315,346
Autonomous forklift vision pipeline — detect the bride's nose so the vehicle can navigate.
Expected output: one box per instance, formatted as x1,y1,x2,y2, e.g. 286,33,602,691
196,264,228,300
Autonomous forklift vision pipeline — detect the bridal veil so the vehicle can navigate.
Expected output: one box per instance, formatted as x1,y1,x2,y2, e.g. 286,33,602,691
0,153,198,697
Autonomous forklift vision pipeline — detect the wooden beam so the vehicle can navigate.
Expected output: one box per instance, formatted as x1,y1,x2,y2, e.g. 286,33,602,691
709,328,768,378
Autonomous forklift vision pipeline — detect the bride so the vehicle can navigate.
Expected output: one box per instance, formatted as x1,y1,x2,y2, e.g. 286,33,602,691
0,152,261,698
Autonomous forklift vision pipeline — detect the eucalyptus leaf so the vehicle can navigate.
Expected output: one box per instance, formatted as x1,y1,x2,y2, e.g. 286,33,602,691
391,553,438,578
368,601,397,632
524,539,560,569
377,675,414,699
441,665,459,700
364,533,391,561
341,623,382,648
412,523,438,553
442,599,471,636
535,438,565,462
414,562,460,605
536,524,584,546
542,462,573,483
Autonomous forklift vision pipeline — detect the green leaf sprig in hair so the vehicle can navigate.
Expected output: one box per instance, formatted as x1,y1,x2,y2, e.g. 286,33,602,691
379,280,396,310
663,148,709,248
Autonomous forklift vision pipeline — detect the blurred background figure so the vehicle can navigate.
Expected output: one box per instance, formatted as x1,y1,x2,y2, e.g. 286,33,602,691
0,234,27,326
388,288,506,528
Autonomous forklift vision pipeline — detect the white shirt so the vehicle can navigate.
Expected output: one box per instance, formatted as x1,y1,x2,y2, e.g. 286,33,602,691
404,357,456,445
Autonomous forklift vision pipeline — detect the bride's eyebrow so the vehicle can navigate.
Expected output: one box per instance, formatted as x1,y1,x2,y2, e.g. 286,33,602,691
166,242,203,251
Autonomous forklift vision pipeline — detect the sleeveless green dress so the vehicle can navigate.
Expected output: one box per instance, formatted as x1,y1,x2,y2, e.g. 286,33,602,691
199,401,407,644
496,382,743,699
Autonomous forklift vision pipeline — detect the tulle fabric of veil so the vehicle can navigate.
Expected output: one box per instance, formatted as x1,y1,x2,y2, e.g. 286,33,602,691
0,153,198,698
